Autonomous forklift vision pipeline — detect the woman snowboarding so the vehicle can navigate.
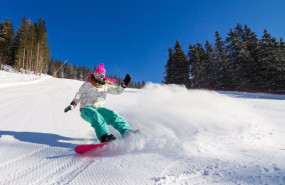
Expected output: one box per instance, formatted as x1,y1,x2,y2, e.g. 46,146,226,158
64,63,137,143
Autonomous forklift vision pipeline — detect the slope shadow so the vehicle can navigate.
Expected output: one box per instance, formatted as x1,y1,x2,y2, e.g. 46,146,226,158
0,130,85,149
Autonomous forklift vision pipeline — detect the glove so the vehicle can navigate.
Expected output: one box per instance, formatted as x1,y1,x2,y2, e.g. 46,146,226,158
121,74,131,88
64,102,76,113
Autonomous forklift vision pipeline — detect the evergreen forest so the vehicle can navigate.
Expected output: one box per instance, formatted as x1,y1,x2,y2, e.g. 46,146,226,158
164,24,285,93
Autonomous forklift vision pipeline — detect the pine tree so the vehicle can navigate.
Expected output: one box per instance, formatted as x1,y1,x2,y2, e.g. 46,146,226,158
194,43,206,88
14,17,29,71
233,24,257,89
0,18,14,67
47,58,55,75
243,25,260,89
226,27,241,88
13,17,50,74
259,29,278,90
82,66,91,80
204,40,215,88
214,31,230,88
77,65,83,81
35,19,50,74
26,20,36,73
164,48,174,84
164,41,189,87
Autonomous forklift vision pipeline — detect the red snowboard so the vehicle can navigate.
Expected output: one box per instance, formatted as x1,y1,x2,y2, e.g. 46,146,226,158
75,142,109,154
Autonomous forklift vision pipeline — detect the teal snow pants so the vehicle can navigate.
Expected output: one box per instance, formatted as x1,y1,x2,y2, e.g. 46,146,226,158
80,106,131,141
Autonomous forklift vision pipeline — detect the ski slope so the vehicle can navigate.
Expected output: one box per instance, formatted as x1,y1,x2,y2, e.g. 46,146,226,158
0,70,284,185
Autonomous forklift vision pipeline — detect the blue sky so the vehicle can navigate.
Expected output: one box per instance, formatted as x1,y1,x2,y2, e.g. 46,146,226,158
1,0,284,83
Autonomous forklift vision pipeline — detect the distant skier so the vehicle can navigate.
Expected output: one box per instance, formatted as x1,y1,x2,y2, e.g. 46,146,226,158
64,63,137,143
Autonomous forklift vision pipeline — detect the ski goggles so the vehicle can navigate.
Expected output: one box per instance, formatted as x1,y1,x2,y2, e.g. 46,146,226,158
94,73,105,79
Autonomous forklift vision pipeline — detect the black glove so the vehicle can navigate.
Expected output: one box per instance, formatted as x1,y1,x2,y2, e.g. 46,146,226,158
64,105,72,113
121,74,131,88
64,102,76,113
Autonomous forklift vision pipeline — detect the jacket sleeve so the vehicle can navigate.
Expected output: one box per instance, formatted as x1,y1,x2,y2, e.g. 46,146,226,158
72,82,90,105
107,84,125,95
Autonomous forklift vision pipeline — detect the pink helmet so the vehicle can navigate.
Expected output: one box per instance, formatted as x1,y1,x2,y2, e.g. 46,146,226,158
94,63,106,75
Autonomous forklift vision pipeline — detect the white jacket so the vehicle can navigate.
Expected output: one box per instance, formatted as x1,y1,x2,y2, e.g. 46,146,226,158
72,81,124,110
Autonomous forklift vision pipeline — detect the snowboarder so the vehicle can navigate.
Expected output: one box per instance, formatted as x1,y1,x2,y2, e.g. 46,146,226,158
64,63,137,143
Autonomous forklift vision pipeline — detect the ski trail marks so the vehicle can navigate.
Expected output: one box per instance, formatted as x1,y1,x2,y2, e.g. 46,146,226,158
30,157,94,185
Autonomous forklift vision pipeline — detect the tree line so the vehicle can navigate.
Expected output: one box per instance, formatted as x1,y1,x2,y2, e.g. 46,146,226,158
0,17,50,74
0,17,145,88
47,59,146,88
164,24,285,92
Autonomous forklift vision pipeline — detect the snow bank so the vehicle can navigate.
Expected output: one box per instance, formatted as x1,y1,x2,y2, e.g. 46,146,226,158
0,70,51,88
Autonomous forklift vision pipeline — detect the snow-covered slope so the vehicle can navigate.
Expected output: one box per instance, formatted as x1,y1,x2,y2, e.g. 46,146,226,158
0,70,50,87
0,71,284,185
